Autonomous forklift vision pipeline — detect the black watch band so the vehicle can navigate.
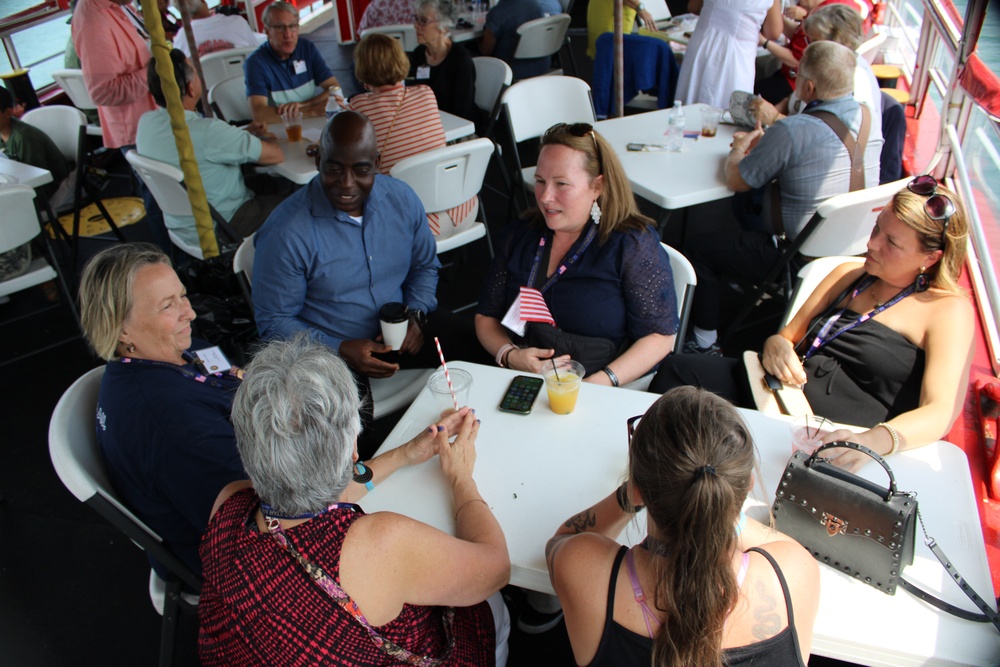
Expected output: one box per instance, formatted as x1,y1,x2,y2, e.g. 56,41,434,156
408,308,427,328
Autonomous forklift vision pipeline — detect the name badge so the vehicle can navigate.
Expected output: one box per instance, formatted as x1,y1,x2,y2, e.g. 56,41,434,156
501,295,526,337
416,65,431,79
293,60,307,74
193,345,232,374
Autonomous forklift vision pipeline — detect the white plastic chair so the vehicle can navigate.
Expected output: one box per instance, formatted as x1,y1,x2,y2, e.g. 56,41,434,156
208,75,253,124
472,56,513,138
623,243,697,391
360,24,419,52
198,46,256,91
124,150,242,260
51,68,101,134
725,178,909,340
48,367,200,667
231,235,430,419
856,31,888,65
782,256,864,327
390,137,494,254
513,14,572,76
0,184,79,333
20,105,127,247
500,75,595,210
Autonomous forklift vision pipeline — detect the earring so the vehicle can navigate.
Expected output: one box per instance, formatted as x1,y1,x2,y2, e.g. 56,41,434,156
914,266,930,292
125,342,135,355
590,200,602,225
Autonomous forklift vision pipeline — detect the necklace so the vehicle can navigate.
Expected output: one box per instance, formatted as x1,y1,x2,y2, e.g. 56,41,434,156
870,281,885,307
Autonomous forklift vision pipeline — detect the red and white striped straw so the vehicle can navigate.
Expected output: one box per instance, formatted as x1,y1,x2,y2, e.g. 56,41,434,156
433,336,459,411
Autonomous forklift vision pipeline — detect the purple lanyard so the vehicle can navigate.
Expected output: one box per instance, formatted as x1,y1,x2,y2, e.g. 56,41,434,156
525,222,598,294
799,274,914,360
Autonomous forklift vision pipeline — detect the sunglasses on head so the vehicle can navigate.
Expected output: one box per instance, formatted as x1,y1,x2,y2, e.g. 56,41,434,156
545,122,603,173
627,414,642,441
906,175,955,246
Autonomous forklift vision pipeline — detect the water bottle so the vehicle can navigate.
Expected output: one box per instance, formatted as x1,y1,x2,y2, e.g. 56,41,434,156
666,100,686,152
325,86,344,119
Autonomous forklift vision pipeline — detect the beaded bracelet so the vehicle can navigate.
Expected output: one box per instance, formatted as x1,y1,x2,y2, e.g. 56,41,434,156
495,343,518,368
876,422,901,455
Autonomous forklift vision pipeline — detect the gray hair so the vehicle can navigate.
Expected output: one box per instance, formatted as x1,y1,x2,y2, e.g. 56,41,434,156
262,1,299,27
232,333,361,516
798,41,856,99
415,0,457,32
803,4,863,50
78,243,171,361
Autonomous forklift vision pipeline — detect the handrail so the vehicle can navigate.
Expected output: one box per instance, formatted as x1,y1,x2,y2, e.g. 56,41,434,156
946,123,1000,372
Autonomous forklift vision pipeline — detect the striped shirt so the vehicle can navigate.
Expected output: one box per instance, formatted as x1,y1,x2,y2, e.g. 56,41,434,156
350,85,477,234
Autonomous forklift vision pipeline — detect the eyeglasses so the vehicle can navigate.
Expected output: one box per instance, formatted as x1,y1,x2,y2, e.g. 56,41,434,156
412,14,438,25
545,122,603,174
267,22,299,32
627,414,642,441
907,174,955,247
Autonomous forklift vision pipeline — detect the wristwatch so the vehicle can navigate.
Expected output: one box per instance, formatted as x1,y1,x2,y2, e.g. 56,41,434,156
637,2,646,9
408,307,428,329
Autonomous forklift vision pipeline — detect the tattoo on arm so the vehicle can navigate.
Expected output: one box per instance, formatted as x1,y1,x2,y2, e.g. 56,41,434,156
750,579,782,640
564,509,597,534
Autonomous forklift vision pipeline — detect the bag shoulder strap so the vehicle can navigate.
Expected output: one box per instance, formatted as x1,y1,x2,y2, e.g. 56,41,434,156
804,105,871,192
900,511,1000,632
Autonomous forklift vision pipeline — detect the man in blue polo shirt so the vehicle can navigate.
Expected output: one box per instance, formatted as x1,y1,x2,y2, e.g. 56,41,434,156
244,1,340,123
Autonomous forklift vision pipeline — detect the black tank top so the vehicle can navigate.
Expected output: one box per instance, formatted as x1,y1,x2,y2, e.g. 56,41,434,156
803,312,924,427
587,546,806,667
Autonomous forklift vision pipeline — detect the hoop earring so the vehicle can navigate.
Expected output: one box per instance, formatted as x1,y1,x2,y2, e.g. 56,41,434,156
590,200,602,225
914,266,930,292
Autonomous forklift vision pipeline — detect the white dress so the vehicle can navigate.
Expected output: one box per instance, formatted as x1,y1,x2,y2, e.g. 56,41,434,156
675,0,773,108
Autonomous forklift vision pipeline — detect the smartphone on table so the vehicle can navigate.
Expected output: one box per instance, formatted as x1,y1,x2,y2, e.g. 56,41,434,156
498,375,544,414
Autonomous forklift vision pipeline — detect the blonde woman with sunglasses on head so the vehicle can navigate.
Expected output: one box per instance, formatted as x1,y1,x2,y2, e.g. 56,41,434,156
652,178,974,472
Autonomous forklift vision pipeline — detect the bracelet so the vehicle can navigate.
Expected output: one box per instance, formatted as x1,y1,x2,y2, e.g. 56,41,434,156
615,483,644,513
454,498,489,521
876,422,901,455
602,366,619,387
495,343,517,368
763,39,770,49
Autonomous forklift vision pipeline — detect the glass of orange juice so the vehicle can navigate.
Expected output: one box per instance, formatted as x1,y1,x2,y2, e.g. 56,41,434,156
543,360,585,415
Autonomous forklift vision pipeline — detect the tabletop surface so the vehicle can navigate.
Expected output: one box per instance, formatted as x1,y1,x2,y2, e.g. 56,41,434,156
0,156,53,189
268,111,476,185
595,103,738,210
364,361,1000,667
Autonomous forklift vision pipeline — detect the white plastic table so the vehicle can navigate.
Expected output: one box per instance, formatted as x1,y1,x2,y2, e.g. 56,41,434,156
268,111,476,185
0,156,53,189
595,102,739,210
364,361,1000,667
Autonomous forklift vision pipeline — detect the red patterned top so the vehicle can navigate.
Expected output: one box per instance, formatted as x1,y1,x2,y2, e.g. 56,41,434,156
198,488,496,666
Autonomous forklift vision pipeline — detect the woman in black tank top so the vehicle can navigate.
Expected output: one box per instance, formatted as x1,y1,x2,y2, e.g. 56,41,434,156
546,388,820,667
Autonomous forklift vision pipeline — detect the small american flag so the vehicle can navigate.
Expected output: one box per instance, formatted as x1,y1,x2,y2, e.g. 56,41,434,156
518,287,556,326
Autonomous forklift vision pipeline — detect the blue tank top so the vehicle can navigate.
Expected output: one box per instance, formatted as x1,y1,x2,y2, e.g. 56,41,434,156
587,546,806,667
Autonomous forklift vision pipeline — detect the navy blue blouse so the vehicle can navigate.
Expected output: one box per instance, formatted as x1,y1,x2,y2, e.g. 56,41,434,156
478,219,679,348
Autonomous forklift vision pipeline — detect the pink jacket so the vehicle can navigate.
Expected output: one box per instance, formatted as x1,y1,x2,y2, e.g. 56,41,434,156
72,0,157,148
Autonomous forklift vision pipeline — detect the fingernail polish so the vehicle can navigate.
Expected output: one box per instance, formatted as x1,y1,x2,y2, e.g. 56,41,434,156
476,419,481,424
427,426,435,434
437,425,446,432
471,408,476,414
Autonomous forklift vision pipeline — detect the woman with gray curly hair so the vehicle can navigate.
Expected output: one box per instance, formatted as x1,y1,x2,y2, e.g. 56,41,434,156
409,0,476,120
198,334,512,666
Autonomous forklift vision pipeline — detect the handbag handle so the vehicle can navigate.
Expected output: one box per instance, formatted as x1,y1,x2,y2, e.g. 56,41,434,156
807,441,898,500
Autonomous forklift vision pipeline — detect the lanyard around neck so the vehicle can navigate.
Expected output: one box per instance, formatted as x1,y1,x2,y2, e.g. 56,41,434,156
117,354,241,390
526,223,598,294
797,274,914,360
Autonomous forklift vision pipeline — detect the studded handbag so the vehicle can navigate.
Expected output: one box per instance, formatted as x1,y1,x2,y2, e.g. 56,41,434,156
773,442,1000,630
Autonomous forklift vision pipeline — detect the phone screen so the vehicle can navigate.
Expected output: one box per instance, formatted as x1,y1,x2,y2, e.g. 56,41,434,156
498,375,543,414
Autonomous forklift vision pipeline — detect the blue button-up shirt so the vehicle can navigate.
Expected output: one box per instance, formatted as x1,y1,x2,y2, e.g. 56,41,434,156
252,174,440,351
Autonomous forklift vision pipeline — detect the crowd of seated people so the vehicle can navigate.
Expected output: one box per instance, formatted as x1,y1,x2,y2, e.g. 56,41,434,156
26,1,982,662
